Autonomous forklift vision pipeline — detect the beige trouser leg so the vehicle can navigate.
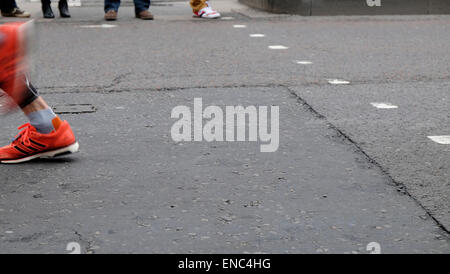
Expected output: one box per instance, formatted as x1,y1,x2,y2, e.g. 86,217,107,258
190,0,208,13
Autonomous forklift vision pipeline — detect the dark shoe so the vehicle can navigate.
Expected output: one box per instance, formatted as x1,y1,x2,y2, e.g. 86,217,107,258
59,0,71,18
1,7,31,18
104,10,117,21
136,10,154,20
42,2,55,19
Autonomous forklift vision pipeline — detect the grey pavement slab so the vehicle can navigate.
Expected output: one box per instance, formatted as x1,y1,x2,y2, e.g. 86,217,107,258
0,87,448,253
291,81,450,229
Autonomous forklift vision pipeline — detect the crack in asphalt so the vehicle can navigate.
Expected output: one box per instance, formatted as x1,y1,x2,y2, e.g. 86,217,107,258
102,72,134,90
38,83,283,94
36,74,450,95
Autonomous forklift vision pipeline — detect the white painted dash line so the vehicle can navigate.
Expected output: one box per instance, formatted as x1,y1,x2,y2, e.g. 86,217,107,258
221,17,234,20
233,25,247,28
250,34,266,38
428,136,450,144
370,102,398,109
296,60,312,65
68,0,82,7
268,45,288,50
327,79,350,85
80,24,117,28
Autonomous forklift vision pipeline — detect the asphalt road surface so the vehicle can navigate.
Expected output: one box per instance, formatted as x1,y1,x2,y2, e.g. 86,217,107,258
0,0,449,253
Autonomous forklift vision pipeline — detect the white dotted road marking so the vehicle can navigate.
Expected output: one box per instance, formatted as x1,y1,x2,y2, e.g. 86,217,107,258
268,45,289,50
68,0,82,7
370,102,398,109
233,25,247,28
296,60,312,65
250,34,266,38
327,79,350,85
221,17,234,20
428,136,450,144
80,24,117,28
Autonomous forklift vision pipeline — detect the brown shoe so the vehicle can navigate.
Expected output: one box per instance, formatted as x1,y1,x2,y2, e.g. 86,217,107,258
1,7,31,18
104,10,117,21
136,10,154,20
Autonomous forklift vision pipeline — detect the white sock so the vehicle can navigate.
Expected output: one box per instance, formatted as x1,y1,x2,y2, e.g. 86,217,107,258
27,108,57,134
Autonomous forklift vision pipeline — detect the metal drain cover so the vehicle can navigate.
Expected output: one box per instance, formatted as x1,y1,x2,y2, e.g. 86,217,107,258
53,104,96,114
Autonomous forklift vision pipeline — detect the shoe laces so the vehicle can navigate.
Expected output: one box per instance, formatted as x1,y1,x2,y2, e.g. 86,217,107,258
202,6,215,14
13,123,35,146
202,1,216,13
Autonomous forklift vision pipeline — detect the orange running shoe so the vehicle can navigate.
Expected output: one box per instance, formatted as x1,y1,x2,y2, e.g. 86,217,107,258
0,21,32,111
0,118,79,164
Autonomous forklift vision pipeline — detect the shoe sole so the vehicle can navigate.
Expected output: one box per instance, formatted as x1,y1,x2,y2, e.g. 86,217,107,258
135,16,154,20
193,15,220,19
1,142,79,164
1,14,31,17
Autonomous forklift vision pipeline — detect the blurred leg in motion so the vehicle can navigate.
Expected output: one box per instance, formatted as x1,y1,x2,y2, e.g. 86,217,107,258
0,22,79,164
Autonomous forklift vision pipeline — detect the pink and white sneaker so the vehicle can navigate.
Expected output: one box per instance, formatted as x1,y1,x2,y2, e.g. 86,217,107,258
193,1,221,19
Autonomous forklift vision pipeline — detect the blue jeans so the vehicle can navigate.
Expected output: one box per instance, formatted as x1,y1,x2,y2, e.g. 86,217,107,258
105,0,151,14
